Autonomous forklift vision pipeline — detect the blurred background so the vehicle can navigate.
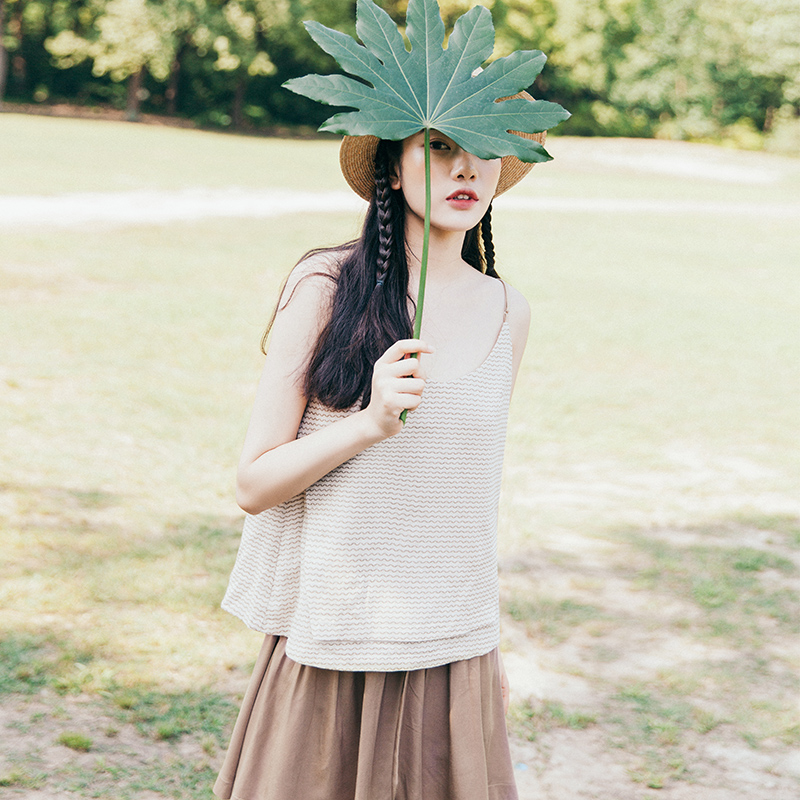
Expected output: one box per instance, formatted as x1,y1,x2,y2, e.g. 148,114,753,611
1,2,799,799
0,0,799,151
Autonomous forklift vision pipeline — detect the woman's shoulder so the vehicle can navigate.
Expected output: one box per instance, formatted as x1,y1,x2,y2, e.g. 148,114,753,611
285,247,344,292
457,270,530,333
502,281,531,328
276,247,348,314
492,276,530,371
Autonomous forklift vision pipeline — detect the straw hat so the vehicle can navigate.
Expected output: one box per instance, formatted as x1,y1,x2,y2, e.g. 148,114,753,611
339,92,546,201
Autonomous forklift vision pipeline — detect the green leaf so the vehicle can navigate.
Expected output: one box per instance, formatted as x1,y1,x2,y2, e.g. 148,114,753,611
431,6,495,118
283,0,570,162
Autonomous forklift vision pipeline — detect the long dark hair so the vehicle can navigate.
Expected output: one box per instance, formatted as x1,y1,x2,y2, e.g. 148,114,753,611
264,140,500,409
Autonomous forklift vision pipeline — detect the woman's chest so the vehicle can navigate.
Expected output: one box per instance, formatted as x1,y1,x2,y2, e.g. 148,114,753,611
414,289,507,383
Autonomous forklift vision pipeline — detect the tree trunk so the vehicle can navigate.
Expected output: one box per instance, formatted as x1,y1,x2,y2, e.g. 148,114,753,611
10,1,24,95
126,67,144,121
0,0,8,109
763,106,775,134
165,47,183,115
232,74,247,129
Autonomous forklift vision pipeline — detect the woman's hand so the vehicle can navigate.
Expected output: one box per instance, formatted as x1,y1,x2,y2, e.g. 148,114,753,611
499,651,510,715
362,339,433,440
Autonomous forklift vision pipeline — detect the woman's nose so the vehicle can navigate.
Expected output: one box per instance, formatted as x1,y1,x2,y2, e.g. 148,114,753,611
452,150,477,180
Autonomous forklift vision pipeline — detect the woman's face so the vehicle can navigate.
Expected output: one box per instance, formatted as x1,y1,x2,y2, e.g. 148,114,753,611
390,130,502,233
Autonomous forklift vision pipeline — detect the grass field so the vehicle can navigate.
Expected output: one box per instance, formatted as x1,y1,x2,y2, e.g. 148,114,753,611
1,112,799,799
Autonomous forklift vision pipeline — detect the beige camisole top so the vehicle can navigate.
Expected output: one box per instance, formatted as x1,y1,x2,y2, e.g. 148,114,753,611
221,287,513,671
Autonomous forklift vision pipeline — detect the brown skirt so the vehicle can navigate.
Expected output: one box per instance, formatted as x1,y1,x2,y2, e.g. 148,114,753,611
213,636,518,800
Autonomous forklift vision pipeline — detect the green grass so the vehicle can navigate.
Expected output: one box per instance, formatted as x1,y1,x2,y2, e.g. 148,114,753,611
503,595,602,642
1,113,800,796
607,685,704,788
0,634,104,695
627,531,800,641
0,635,54,695
110,688,237,744
730,512,800,549
0,768,47,789
57,731,93,752
510,698,597,741
7,749,222,800
0,112,346,195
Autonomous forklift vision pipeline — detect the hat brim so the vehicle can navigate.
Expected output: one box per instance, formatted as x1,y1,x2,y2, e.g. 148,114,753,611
339,92,546,202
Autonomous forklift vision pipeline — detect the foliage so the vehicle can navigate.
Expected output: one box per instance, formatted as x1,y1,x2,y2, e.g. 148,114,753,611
604,0,788,139
41,0,288,120
46,0,170,80
285,0,568,160
0,1,799,144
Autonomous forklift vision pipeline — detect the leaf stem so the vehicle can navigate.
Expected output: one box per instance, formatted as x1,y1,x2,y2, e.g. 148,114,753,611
400,127,431,424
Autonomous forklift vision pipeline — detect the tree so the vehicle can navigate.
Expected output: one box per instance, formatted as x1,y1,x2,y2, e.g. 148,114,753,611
199,0,287,127
0,0,8,105
46,0,177,119
607,0,799,138
743,0,800,121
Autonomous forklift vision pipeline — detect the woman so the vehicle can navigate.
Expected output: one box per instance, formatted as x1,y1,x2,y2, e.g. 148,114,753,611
214,128,536,800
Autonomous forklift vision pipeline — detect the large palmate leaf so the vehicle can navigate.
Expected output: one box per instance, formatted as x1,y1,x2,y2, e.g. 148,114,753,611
284,0,570,162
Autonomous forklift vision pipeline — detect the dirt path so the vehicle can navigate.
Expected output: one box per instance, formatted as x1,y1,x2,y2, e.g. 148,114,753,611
2,187,798,229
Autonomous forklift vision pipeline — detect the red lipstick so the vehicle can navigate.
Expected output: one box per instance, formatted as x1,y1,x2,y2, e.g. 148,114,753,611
446,188,478,209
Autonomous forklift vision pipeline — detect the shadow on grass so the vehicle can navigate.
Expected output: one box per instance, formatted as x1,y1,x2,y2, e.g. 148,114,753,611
0,634,236,739
1,479,253,693
1,479,244,608
500,512,800,790
0,631,238,798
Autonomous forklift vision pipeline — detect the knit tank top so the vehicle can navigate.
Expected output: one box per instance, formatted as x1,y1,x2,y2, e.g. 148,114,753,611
221,292,513,672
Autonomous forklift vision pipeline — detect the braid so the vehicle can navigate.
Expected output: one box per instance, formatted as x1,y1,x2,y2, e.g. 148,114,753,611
373,148,394,288
481,203,498,277
294,139,410,410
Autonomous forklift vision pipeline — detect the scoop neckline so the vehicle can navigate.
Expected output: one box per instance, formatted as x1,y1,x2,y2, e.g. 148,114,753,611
425,321,511,387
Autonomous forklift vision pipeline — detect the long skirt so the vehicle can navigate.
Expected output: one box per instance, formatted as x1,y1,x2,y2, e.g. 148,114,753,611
213,635,518,800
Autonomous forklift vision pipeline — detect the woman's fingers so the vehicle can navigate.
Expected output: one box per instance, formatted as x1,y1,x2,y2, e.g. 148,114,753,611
378,375,425,395
375,339,433,366
379,357,421,379
398,392,424,411
364,338,434,439
498,653,510,715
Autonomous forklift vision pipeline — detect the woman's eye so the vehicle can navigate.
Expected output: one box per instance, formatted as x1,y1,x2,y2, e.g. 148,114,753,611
430,140,450,151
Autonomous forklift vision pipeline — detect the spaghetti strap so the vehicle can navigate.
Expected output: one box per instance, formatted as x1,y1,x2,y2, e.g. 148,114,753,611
500,279,509,322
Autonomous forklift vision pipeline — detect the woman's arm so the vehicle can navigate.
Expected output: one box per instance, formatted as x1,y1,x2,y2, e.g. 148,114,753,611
499,651,510,714
236,263,432,515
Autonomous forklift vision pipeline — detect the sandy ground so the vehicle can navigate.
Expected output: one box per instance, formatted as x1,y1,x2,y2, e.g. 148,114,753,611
2,135,799,228
1,187,797,229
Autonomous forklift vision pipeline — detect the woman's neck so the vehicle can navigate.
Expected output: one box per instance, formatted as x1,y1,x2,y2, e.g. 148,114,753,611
403,215,466,292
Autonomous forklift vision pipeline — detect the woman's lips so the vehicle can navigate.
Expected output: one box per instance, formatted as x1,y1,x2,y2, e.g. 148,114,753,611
446,189,479,209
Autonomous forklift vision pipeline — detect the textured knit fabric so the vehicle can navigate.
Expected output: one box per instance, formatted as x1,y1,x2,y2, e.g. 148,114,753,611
213,635,519,800
221,312,513,671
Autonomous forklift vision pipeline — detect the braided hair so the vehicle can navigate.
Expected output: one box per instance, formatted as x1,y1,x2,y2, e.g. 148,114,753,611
265,140,501,410
299,140,412,408
461,202,498,277
373,145,395,288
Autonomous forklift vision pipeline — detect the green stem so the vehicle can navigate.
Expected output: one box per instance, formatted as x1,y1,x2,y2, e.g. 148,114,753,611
400,127,431,425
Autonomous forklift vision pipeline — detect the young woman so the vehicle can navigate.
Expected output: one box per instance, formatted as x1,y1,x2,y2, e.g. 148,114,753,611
213,128,539,800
